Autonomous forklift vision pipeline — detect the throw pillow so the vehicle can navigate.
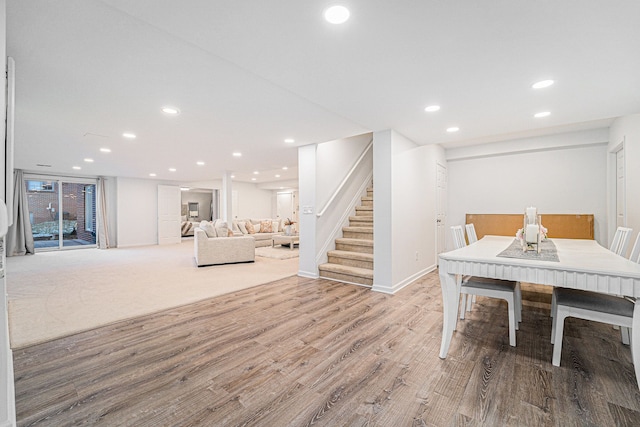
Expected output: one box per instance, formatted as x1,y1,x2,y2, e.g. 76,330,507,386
199,221,217,238
260,220,272,233
272,221,280,233
238,221,248,234
246,221,256,234
214,221,229,238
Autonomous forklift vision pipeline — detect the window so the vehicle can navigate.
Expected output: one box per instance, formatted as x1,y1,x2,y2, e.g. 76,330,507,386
27,180,54,192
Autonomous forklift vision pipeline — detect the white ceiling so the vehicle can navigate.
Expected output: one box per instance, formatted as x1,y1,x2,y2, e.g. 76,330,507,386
7,1,640,185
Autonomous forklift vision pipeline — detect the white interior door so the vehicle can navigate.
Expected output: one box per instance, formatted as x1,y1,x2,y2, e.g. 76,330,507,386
158,185,181,245
436,163,447,258
277,192,294,221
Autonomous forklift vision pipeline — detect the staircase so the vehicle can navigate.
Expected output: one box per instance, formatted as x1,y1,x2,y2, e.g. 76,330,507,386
318,187,374,286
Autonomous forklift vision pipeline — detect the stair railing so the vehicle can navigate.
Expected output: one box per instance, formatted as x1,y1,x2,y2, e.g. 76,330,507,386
316,139,373,218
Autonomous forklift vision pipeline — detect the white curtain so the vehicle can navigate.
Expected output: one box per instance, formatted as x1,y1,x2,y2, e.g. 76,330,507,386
96,177,110,249
6,169,34,256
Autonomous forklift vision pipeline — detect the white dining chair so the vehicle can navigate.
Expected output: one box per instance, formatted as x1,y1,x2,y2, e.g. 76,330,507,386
551,229,638,367
450,225,522,346
629,233,640,264
465,223,478,244
610,226,633,256
552,227,634,316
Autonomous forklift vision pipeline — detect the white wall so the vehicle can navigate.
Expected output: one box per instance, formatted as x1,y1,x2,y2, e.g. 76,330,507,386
609,113,640,254
316,133,372,209
183,179,273,220
232,181,273,219
373,130,441,294
116,177,274,247
446,129,609,249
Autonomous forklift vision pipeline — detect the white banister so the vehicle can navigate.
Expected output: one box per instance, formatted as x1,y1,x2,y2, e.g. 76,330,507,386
316,140,373,217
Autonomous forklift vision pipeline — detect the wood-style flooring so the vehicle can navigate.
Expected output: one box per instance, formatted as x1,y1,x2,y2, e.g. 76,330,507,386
13,273,640,426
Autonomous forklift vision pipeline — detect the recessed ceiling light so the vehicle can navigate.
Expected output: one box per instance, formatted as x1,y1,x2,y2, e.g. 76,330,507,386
122,132,136,139
424,105,441,112
180,187,190,191
284,138,295,143
253,171,259,175
100,148,111,153
532,79,554,89
230,175,235,178
446,127,460,133
232,152,242,157
534,111,551,118
169,168,176,172
282,166,288,170
84,158,94,163
72,166,81,170
251,178,257,181
161,106,180,115
149,173,157,177
324,5,350,24
196,161,205,166
275,174,281,178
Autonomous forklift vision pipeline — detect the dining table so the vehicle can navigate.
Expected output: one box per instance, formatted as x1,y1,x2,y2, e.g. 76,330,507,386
438,235,640,388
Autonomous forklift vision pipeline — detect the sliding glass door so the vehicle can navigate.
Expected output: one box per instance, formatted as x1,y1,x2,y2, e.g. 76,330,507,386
25,176,97,251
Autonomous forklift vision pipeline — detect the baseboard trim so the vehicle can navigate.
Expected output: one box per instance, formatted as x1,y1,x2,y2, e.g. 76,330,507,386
371,264,437,294
297,270,319,279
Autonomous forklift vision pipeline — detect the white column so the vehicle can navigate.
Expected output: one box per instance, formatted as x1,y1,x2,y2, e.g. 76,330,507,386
372,130,393,292
221,171,233,224
298,144,318,278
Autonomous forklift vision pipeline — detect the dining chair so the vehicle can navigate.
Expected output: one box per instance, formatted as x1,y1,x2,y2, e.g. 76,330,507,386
450,225,522,346
465,223,478,244
610,226,633,256
551,229,638,367
629,232,640,263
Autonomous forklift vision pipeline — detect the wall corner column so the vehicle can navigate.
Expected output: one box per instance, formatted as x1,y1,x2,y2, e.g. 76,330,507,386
298,144,318,278
221,171,233,224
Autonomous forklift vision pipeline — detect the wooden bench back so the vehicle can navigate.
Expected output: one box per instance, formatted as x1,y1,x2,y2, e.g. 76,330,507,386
465,214,594,240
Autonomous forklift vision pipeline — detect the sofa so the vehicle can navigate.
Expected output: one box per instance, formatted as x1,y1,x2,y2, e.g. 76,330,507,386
233,218,285,248
194,227,255,266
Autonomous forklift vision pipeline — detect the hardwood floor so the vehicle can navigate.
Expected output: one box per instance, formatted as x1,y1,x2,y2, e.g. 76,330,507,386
13,273,640,426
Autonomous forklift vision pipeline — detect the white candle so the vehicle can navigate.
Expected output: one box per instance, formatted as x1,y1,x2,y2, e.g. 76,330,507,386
526,224,539,243
526,207,536,223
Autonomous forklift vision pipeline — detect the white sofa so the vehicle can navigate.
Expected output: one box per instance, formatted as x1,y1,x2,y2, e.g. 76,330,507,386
194,228,255,266
233,218,285,248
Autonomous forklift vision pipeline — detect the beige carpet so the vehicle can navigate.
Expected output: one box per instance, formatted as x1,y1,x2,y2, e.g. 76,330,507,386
6,240,299,349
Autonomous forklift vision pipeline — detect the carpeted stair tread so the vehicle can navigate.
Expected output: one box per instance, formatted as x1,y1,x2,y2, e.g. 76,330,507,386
355,206,373,216
335,237,374,246
349,216,372,222
343,226,373,232
328,250,373,262
319,263,374,279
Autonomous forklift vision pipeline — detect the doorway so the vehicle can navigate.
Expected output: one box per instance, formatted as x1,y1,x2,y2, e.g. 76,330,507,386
25,177,97,251
436,163,447,259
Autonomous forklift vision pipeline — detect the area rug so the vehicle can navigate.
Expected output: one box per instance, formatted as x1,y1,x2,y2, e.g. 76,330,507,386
255,246,299,259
